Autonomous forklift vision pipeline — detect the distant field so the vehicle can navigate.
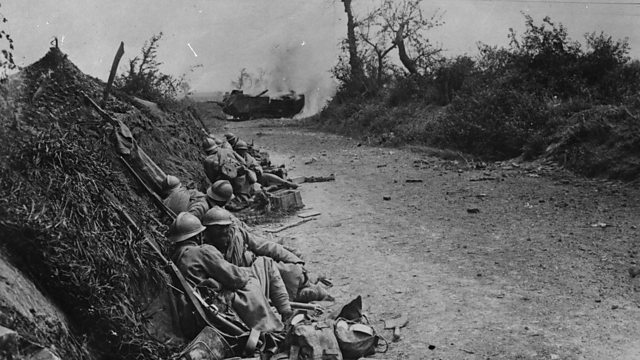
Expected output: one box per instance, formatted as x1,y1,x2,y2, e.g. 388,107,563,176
187,91,225,102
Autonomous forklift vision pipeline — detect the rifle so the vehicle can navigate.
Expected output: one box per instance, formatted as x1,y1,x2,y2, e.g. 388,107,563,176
119,155,177,219
144,232,247,338
103,189,246,338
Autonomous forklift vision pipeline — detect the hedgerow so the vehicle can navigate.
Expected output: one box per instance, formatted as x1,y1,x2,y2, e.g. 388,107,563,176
311,14,640,175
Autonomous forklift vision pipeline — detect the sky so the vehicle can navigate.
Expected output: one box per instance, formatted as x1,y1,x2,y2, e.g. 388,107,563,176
3,0,639,112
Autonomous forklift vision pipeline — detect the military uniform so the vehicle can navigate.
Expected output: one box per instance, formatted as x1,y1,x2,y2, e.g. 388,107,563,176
173,242,291,332
163,187,207,216
211,223,310,302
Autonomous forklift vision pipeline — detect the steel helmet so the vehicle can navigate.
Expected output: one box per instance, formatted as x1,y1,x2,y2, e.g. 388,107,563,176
207,180,235,203
201,207,233,226
167,212,206,243
225,133,238,146
202,137,218,153
207,133,224,146
162,175,181,192
234,140,248,151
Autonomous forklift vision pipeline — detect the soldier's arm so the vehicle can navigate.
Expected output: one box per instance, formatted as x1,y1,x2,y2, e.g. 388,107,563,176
202,156,221,183
187,190,209,220
244,228,303,264
246,154,262,174
201,245,250,290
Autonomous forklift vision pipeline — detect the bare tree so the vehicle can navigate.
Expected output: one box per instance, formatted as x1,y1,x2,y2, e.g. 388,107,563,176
341,0,366,90
358,11,397,85
358,0,444,77
231,68,251,90
231,68,268,93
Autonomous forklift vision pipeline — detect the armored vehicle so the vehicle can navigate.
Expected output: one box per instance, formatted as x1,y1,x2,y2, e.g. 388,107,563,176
220,90,305,120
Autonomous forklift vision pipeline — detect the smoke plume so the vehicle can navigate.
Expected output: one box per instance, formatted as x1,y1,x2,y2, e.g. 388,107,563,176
233,38,337,117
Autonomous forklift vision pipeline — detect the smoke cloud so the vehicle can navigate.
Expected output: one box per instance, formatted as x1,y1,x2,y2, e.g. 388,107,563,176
232,38,338,117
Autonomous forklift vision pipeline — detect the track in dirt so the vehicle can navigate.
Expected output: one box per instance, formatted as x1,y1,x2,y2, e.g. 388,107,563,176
224,118,640,360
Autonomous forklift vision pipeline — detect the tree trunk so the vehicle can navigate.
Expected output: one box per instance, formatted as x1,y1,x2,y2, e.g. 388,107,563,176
376,51,384,86
342,0,365,89
395,23,417,74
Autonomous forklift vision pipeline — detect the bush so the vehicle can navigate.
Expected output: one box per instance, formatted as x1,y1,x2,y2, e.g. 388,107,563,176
313,14,640,167
115,33,182,106
435,86,550,159
431,56,476,105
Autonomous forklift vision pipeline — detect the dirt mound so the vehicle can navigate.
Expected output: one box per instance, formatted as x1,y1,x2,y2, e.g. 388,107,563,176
545,104,640,180
0,46,209,359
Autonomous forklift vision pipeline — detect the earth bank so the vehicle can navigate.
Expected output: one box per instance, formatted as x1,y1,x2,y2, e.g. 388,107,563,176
0,47,210,359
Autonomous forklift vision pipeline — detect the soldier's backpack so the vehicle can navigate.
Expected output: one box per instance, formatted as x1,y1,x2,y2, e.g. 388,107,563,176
334,320,385,359
203,149,243,182
288,319,343,360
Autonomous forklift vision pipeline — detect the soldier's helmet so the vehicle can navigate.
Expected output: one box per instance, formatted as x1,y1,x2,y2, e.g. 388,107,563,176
167,212,206,244
207,180,235,203
224,133,239,146
234,140,248,151
201,206,233,226
162,175,181,192
202,137,218,154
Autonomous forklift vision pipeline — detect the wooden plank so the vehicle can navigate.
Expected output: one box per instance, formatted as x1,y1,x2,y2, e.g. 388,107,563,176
264,218,315,233
298,211,321,219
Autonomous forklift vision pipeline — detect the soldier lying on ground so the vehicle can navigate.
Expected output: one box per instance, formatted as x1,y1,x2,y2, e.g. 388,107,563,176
225,132,273,170
201,207,332,303
168,212,292,333
233,140,297,190
224,132,239,149
225,132,288,177
161,175,207,215
208,133,233,150
202,138,255,202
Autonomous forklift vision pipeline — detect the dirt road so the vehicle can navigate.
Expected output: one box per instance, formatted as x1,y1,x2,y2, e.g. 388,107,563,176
224,118,640,360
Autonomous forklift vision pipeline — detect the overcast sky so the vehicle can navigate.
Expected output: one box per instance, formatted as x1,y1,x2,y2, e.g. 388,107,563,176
4,0,639,95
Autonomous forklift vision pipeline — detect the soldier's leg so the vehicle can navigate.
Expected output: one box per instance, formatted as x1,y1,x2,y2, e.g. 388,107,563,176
251,257,292,317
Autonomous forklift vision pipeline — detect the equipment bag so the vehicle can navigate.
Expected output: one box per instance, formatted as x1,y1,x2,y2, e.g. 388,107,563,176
334,319,386,359
177,326,234,360
289,320,343,360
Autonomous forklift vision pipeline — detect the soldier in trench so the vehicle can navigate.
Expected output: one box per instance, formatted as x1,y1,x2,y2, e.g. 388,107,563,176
188,179,235,220
233,140,298,191
168,212,292,334
200,207,332,303
202,137,255,203
161,175,207,216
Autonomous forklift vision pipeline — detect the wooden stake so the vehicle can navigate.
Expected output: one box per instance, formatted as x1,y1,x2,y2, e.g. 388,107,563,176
101,41,125,107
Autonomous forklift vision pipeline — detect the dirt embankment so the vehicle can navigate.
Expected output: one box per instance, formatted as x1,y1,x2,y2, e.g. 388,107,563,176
222,118,640,360
0,47,210,359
